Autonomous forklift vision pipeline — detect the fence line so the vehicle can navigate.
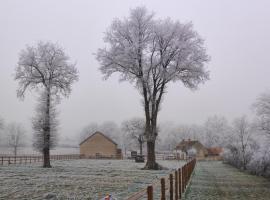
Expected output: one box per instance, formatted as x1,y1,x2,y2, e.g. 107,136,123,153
126,158,197,200
0,154,81,165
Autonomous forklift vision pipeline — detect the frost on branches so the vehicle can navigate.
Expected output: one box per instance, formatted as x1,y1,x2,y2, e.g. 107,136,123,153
96,7,210,169
15,41,78,168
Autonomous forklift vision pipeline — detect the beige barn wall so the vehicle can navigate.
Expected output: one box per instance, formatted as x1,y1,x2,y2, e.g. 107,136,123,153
80,133,117,157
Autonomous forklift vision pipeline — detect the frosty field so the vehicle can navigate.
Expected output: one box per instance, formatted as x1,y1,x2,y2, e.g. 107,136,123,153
185,161,270,200
0,159,183,200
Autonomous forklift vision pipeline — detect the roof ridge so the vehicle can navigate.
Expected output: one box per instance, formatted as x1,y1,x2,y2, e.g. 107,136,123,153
79,131,118,146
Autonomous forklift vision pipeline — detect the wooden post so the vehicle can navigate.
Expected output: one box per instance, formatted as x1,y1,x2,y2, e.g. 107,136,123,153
170,173,173,200
161,178,165,200
147,185,153,200
182,166,185,193
178,168,182,199
175,170,178,200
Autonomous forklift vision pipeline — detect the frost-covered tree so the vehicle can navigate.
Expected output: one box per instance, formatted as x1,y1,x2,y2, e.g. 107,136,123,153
225,116,256,170
203,115,230,147
96,7,210,169
6,122,25,156
122,118,145,156
15,41,78,168
32,91,58,154
253,92,270,136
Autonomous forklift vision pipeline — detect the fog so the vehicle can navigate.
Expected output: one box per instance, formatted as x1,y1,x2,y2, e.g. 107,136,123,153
1,0,270,142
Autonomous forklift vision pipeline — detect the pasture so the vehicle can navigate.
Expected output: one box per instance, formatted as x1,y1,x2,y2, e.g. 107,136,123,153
0,159,183,200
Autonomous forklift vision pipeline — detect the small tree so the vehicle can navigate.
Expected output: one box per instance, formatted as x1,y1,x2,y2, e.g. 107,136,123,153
6,122,25,156
204,115,230,147
96,7,210,169
122,118,145,156
253,92,270,136
232,116,255,170
15,41,78,168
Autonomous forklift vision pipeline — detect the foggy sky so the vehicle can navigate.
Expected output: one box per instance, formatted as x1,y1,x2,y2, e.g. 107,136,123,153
1,0,270,140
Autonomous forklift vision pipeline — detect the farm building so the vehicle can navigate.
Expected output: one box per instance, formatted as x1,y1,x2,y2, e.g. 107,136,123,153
175,139,208,160
206,147,223,160
175,139,223,160
80,131,122,159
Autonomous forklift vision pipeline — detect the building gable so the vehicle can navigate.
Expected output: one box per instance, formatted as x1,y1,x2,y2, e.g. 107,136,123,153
80,131,117,146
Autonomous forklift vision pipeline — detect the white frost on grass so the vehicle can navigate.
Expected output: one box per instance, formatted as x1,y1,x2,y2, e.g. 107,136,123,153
0,159,184,200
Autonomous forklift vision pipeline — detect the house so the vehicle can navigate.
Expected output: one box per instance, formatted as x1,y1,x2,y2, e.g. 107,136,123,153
206,147,223,161
175,139,223,160
80,131,122,159
175,139,208,160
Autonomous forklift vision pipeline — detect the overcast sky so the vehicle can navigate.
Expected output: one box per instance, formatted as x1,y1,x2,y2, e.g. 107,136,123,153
1,0,270,140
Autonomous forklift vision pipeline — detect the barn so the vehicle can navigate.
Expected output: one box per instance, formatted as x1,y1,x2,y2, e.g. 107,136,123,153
80,131,122,159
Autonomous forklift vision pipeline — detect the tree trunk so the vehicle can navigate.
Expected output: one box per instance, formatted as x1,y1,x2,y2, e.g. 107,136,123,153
144,140,160,170
43,89,51,168
43,147,51,168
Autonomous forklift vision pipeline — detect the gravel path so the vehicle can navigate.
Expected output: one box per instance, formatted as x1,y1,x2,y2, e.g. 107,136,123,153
185,161,270,200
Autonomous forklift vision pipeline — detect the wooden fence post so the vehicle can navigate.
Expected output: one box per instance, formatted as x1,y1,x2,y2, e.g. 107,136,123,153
147,185,153,200
161,178,165,200
175,170,178,200
170,173,173,200
178,168,182,199
182,166,185,193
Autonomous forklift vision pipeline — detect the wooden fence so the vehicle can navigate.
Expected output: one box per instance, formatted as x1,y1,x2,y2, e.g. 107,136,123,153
0,154,81,165
126,158,197,200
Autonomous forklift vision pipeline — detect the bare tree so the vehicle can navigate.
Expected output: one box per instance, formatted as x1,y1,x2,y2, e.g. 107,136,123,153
203,115,230,147
6,122,25,156
253,92,270,136
15,41,78,168
96,7,210,169
230,116,255,170
122,118,145,156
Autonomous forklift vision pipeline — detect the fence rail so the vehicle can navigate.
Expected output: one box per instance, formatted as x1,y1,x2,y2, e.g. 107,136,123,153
0,154,81,165
126,158,197,200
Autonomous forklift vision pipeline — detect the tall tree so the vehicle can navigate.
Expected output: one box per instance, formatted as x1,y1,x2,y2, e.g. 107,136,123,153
15,41,78,168
97,7,210,169
122,118,145,156
6,122,25,156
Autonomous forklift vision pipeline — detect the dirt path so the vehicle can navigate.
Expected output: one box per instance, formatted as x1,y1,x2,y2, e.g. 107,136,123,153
185,161,270,200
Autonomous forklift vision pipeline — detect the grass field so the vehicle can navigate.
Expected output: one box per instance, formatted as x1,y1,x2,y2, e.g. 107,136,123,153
0,159,183,200
185,161,270,200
